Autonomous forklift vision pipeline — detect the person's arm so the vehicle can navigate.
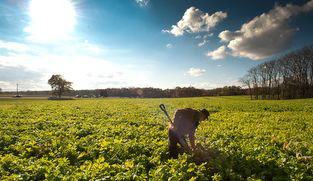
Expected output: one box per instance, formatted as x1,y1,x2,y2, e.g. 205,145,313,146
189,132,196,151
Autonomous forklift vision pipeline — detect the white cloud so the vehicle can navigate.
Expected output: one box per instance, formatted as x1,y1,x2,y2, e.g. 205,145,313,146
0,39,106,57
195,33,213,40
197,33,212,47
0,46,149,90
203,33,213,39
219,30,241,42
188,82,220,89
162,7,227,36
217,64,223,67
218,0,313,60
179,82,225,89
0,65,43,91
0,40,29,53
207,46,227,60
135,0,149,7
185,80,240,89
187,67,206,77
166,43,173,48
198,39,208,47
81,40,102,54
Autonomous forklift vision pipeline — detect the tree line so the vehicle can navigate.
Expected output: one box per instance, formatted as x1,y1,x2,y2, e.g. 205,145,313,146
74,86,245,98
0,74,246,98
240,45,313,100
0,86,246,98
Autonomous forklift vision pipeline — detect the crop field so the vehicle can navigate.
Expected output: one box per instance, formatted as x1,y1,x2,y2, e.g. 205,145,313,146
1,96,313,180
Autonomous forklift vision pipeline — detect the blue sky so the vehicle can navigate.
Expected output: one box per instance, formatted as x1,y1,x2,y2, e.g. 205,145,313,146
0,0,313,91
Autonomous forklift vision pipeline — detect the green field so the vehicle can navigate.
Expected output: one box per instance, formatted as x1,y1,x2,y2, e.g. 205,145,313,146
1,97,313,180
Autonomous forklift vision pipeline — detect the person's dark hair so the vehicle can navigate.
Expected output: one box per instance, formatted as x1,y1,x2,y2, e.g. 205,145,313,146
200,109,210,119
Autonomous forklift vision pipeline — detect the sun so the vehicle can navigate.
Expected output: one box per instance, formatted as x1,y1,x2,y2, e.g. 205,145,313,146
25,0,76,42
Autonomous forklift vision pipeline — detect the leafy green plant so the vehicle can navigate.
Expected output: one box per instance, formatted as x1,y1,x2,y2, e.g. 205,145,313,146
1,96,313,180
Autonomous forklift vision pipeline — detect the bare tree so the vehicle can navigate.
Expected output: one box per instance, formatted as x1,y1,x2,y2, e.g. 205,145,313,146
239,74,253,100
248,67,260,99
241,45,313,100
272,60,282,99
264,61,275,99
257,64,268,99
307,46,313,97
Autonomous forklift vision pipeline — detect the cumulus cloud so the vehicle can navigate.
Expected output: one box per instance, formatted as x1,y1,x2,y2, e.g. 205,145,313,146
135,0,149,7
219,0,313,60
166,43,173,48
187,67,206,77
219,30,241,42
162,7,227,36
207,46,227,60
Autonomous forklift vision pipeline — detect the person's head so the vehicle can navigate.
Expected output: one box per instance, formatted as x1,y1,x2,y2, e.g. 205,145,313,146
199,109,210,121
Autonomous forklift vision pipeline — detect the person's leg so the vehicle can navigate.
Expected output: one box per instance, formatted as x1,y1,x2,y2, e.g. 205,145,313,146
168,129,179,158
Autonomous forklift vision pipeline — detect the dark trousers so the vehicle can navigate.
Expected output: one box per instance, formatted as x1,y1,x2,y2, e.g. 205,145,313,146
168,129,190,158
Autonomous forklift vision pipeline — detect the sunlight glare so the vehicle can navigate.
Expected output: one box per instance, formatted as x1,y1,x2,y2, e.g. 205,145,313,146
25,0,76,42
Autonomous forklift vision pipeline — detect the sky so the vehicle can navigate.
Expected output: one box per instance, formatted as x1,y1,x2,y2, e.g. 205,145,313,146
0,0,313,91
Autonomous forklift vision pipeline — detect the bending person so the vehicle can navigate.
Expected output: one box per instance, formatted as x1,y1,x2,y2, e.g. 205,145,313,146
168,108,210,158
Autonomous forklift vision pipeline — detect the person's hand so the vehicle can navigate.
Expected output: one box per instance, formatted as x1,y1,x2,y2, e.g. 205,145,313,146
191,144,197,152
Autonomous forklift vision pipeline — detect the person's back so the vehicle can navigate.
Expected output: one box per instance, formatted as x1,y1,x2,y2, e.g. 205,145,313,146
172,108,200,137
